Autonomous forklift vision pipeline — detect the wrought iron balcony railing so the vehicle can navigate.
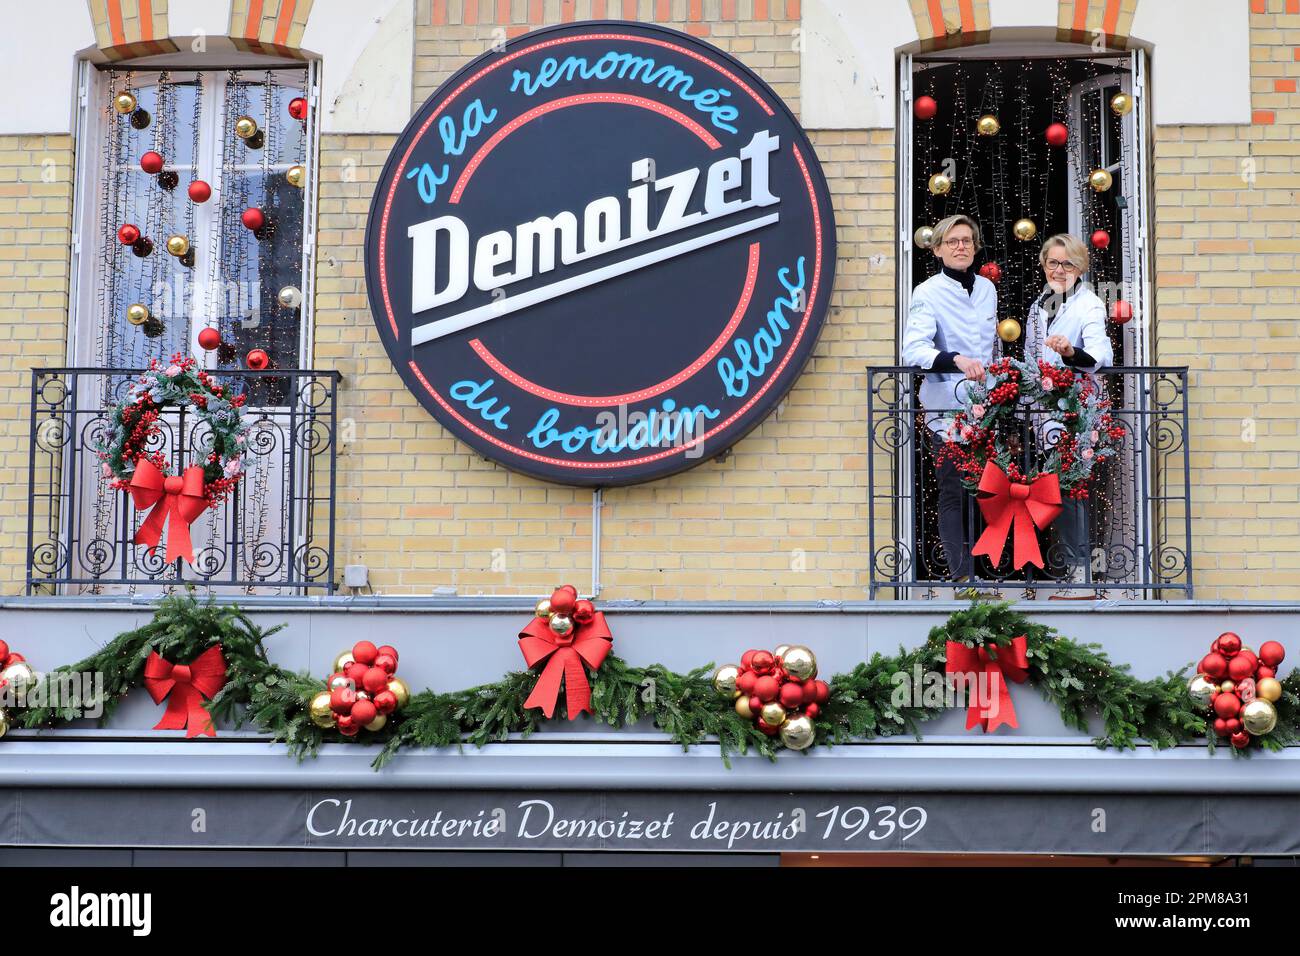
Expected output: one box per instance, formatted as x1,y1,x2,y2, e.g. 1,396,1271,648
26,367,340,595
865,366,1192,599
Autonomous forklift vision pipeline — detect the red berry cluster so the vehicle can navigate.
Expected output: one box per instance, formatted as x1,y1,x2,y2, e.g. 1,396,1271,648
1038,361,1076,391
732,648,830,735
327,640,406,737
1196,632,1286,750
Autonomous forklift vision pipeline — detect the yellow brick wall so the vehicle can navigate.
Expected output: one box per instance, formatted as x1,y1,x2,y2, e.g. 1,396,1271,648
1151,3,1300,598
0,136,73,593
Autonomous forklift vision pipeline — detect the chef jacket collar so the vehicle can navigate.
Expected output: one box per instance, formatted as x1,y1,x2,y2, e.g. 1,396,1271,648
941,263,978,295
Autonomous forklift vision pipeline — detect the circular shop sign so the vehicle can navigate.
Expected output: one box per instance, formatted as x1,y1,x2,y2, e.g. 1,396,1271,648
365,22,836,486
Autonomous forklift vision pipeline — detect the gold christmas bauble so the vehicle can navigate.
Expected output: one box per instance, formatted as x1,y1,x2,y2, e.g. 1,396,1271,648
779,714,816,750
1110,92,1134,116
234,115,258,140
928,172,952,196
166,234,190,257
0,708,8,739
713,664,741,697
534,598,552,619
549,614,574,637
277,285,302,309
1257,677,1283,703
1089,168,1113,192
1013,218,1038,241
760,701,787,727
387,677,411,710
914,225,935,250
1220,680,1236,695
286,164,306,188
1,662,34,694
781,646,818,682
115,92,138,115
735,695,753,720
1187,674,1217,710
333,650,355,673
1241,699,1277,736
126,303,150,326
977,114,1000,136
997,318,1022,343
309,691,335,729
364,713,388,732
327,673,351,692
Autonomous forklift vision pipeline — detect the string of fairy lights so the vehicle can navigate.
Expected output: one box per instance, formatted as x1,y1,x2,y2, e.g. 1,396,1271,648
87,67,310,590
909,56,1140,594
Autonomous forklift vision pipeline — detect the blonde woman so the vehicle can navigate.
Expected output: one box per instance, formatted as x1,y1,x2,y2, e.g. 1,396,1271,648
1025,233,1113,589
902,214,999,589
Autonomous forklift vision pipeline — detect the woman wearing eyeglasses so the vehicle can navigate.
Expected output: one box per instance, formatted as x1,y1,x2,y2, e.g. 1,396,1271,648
902,214,999,592
1025,233,1114,591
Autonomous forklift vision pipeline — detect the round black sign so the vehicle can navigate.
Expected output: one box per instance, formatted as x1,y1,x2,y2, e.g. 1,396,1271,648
365,22,836,485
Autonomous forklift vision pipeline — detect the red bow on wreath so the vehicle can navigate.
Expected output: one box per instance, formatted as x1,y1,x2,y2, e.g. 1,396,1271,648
142,645,227,737
971,462,1063,571
945,635,1030,732
518,612,613,719
128,458,209,565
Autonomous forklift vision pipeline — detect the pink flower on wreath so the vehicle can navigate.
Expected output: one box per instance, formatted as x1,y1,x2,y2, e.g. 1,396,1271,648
971,404,985,419
1082,448,1094,460
223,456,243,478
164,364,182,377
1091,430,1099,442
1042,379,1054,391
101,462,112,478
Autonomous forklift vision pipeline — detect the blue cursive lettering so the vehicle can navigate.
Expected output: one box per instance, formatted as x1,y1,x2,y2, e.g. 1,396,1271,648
449,378,510,429
716,257,806,398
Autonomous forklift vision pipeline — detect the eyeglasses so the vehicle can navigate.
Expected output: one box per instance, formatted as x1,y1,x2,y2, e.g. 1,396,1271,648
943,237,975,248
1045,259,1079,273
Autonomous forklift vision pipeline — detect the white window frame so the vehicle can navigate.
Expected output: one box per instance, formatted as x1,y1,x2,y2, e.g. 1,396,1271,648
68,59,321,371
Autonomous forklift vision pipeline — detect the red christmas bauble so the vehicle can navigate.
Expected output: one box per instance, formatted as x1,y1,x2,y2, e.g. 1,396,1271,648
245,348,270,371
804,703,820,719
572,598,595,624
748,694,763,714
350,699,377,727
756,719,781,736
373,690,398,715
1257,665,1276,680
344,660,369,683
779,683,805,709
374,653,398,676
1228,652,1257,682
0,640,8,660
1200,652,1228,679
914,95,938,120
330,686,357,714
197,327,221,350
740,649,757,669
140,150,164,174
1259,641,1285,667
362,666,389,694
813,680,831,705
187,179,211,203
1226,718,1242,734
751,651,775,674
378,645,399,664
1109,300,1133,324
1212,693,1241,719
549,588,576,616
1045,122,1069,147
337,717,360,736
978,261,1002,284
1230,732,1251,749
352,641,378,665
240,207,265,231
754,675,780,702
736,671,757,695
1090,229,1110,250
117,223,140,245
288,96,308,121
1217,632,1242,656
1213,717,1228,736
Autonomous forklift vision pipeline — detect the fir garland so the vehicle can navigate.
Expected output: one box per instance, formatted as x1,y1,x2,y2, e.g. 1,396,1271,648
11,592,1299,764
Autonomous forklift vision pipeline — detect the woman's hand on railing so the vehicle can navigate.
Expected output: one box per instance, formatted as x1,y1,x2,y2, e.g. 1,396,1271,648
953,355,985,381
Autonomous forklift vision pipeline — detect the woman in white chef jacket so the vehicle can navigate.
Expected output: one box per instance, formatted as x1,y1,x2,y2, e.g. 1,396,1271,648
1024,233,1114,588
901,214,999,587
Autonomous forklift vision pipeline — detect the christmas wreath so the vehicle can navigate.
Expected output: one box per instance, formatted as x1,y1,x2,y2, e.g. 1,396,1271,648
937,358,1126,569
97,355,250,564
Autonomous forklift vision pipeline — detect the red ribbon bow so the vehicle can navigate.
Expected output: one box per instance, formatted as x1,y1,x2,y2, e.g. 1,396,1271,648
945,635,1030,732
518,612,613,719
142,646,227,737
128,458,209,565
971,462,1062,570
